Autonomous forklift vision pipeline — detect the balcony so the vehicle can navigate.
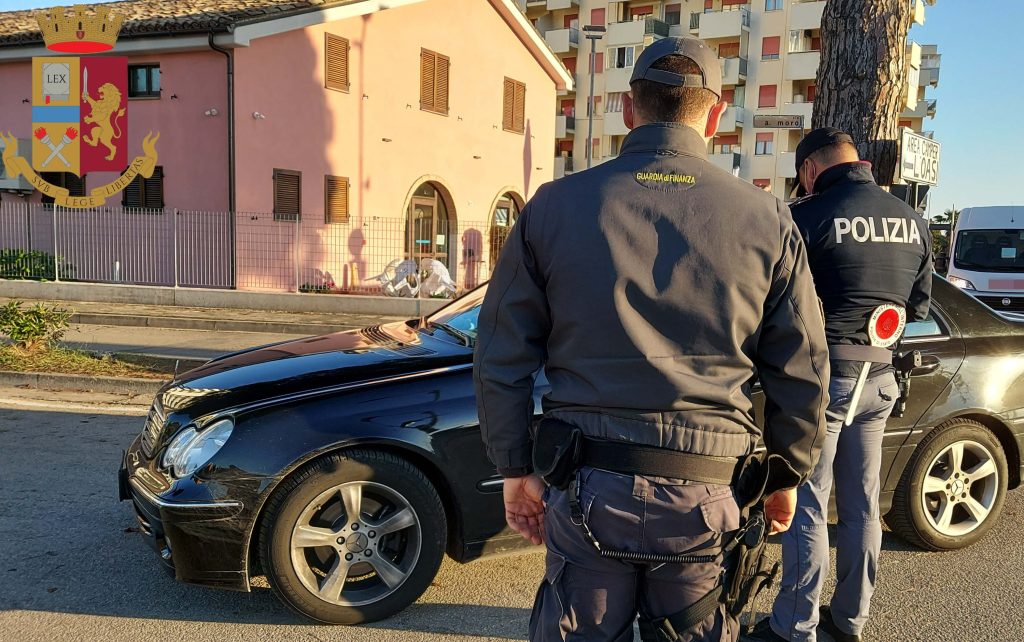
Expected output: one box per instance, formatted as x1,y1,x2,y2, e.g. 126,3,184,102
607,16,670,47
789,1,825,31
693,7,750,40
605,65,633,92
604,110,629,136
546,0,578,9
784,50,820,80
710,152,741,175
720,57,747,86
555,114,576,138
545,27,579,54
553,155,574,179
715,106,746,134
783,100,813,126
902,98,937,120
778,152,798,178
919,66,940,87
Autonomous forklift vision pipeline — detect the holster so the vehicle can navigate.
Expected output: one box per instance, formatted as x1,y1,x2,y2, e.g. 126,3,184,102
532,417,583,490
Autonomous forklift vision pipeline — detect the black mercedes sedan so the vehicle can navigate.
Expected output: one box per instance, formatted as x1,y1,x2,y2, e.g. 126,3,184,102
119,275,1024,625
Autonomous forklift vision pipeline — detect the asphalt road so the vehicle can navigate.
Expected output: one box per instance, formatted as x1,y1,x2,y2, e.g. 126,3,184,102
1,399,1023,642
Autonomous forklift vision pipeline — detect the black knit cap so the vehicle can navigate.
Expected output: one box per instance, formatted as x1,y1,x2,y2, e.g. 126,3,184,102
794,127,855,170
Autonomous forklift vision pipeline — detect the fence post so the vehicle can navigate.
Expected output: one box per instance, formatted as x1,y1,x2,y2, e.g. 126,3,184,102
52,204,60,282
294,213,300,293
173,207,179,287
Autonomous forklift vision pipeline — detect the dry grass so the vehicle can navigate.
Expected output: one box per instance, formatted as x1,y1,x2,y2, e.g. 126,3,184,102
0,345,166,379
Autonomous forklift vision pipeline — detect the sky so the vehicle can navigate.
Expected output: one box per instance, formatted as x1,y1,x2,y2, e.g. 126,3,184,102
3,0,1020,218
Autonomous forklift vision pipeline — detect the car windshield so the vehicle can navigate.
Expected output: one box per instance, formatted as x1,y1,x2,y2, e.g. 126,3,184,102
424,285,486,344
954,229,1024,272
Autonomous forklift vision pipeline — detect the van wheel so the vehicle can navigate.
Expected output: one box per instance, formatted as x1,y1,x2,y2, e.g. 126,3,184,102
259,450,446,624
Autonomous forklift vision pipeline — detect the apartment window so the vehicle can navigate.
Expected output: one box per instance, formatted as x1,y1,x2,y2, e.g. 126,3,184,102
762,36,780,60
765,0,783,11
590,52,604,73
502,77,527,134
561,98,575,117
715,135,739,154
721,88,735,105
122,166,164,209
324,175,349,224
755,132,774,155
806,84,816,101
753,179,772,191
40,172,85,206
325,34,350,92
563,13,579,29
273,168,301,221
719,42,740,59
899,119,912,128
563,56,577,76
587,95,602,117
758,84,777,108
420,48,450,115
630,5,654,19
128,64,160,98
590,8,606,26
606,92,624,113
609,46,638,69
665,3,682,26
722,0,748,8
591,137,600,161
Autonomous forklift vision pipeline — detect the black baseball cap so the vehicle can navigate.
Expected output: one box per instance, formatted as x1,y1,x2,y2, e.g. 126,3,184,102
629,36,721,98
794,127,855,170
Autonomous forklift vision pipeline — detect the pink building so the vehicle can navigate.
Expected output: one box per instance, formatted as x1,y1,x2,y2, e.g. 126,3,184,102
0,0,572,293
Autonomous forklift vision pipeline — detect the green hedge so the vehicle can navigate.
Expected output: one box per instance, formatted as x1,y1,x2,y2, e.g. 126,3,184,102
0,249,75,281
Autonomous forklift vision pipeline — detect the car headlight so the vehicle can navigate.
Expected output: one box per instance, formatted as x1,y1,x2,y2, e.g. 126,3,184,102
948,276,976,290
161,418,234,478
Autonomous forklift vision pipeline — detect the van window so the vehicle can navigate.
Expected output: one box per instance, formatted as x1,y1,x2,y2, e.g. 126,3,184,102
954,229,1024,272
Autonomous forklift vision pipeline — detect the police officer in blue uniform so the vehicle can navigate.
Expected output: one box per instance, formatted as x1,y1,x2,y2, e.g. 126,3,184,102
745,129,932,642
473,37,829,642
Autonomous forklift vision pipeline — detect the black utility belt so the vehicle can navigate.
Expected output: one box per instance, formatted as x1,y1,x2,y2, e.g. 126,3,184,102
828,343,893,364
532,417,743,490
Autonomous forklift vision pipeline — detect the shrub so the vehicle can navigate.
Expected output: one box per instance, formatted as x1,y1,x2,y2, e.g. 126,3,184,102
0,300,72,350
0,249,75,281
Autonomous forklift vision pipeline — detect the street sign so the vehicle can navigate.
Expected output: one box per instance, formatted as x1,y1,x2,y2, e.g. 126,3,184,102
753,114,805,129
898,128,940,186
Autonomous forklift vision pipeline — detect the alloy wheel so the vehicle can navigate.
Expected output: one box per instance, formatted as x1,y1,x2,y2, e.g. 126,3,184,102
289,481,421,607
920,439,999,537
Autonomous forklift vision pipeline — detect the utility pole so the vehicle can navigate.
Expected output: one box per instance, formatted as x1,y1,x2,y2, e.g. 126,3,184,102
582,24,606,169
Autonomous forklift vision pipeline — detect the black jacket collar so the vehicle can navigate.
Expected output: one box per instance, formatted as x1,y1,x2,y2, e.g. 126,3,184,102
619,123,708,160
813,161,875,194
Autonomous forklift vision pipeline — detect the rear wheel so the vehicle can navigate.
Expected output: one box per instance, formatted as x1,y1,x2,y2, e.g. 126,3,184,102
888,420,1007,551
259,450,446,624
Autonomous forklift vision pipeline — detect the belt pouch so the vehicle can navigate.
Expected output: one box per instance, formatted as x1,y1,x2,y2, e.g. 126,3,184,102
532,417,582,490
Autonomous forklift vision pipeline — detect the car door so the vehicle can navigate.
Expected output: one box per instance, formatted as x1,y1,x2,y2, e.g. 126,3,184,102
880,304,967,492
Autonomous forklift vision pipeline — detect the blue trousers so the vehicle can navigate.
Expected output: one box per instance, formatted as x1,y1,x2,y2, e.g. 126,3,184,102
769,372,898,641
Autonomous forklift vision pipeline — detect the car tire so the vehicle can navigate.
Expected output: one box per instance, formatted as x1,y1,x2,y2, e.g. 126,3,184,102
258,449,446,624
888,419,1008,551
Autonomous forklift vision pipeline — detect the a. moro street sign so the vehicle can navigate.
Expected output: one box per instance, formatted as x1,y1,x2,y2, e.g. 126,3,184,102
899,128,940,186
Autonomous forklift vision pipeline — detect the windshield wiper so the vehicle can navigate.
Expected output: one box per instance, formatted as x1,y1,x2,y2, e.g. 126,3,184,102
430,321,472,347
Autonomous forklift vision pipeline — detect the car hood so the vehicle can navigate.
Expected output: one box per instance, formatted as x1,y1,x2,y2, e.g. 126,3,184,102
157,321,471,416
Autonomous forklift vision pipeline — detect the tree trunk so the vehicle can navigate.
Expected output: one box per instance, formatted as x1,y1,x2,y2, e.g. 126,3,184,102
813,0,912,186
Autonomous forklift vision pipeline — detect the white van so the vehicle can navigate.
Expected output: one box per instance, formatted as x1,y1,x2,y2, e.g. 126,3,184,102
947,206,1024,313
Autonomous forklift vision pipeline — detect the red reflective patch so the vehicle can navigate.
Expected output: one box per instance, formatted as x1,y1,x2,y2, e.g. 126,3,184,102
875,308,901,340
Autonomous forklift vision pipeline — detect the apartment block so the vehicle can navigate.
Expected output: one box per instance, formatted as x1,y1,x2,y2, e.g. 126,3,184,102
519,0,940,201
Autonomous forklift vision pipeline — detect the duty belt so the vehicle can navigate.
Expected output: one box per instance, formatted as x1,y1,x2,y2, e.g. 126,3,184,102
828,343,893,364
578,436,743,485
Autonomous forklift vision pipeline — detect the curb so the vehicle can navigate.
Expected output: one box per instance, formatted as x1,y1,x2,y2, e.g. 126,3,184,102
0,370,168,395
69,312,350,335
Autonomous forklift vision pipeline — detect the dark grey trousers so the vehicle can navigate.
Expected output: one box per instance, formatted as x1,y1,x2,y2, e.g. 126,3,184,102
529,466,741,642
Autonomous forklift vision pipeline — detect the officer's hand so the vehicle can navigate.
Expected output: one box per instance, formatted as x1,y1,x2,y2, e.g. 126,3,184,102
764,487,798,535
503,474,546,545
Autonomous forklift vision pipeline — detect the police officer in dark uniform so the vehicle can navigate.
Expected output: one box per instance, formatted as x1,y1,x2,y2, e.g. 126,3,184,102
473,37,829,642
746,129,932,642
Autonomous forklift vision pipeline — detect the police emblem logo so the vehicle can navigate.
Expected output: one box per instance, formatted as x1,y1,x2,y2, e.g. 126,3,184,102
0,4,160,209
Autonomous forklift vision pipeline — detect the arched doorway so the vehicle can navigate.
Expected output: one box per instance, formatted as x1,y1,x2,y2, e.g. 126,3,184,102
489,191,524,273
405,181,456,271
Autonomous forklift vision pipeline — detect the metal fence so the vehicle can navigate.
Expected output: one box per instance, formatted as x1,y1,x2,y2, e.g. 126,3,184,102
0,201,502,295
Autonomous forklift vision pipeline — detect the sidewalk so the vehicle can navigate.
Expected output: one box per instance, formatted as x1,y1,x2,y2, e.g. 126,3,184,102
1,296,405,368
